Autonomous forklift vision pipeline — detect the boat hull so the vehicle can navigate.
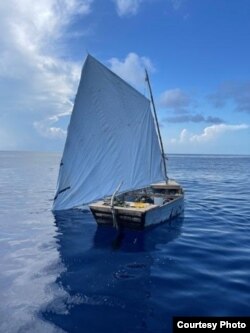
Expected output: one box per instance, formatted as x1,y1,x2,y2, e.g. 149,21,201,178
90,195,184,230
144,195,184,227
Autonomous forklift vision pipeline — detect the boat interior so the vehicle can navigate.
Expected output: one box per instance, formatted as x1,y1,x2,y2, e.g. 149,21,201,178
102,181,184,209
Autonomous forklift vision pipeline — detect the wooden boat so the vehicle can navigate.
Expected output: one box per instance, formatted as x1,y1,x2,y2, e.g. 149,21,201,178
90,180,184,229
53,54,184,228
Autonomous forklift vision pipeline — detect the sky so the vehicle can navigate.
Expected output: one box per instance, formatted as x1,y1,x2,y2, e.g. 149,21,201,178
0,0,250,154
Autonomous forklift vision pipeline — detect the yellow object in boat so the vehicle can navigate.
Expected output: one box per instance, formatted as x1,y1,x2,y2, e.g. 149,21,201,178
131,202,147,208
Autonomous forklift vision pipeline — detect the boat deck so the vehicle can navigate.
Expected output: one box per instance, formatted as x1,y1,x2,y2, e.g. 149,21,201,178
89,200,157,214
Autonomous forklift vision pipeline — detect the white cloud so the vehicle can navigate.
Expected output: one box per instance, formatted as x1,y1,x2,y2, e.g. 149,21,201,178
0,0,92,148
170,128,188,143
190,124,249,142
159,88,191,112
33,116,67,139
113,0,142,16
171,124,249,144
112,0,183,16
170,0,183,11
109,52,154,89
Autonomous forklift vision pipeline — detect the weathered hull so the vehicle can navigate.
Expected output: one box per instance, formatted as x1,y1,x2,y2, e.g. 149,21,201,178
144,195,184,227
90,195,184,229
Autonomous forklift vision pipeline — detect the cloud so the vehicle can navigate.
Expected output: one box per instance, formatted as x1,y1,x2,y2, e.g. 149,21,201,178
190,124,249,142
33,114,68,139
208,81,250,113
108,52,154,88
159,88,191,113
170,0,183,10
0,0,92,148
112,0,184,16
165,114,224,124
171,123,249,144
170,128,189,143
113,0,143,16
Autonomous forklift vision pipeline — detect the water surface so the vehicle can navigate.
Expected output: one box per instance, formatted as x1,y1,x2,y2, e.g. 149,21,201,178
0,152,250,332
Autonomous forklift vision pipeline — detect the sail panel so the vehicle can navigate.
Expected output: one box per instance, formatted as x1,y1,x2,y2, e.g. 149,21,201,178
53,55,164,210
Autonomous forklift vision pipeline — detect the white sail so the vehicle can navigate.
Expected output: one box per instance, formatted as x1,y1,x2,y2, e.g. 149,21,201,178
53,55,164,211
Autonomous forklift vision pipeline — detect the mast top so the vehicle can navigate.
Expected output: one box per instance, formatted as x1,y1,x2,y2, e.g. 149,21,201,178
145,69,168,182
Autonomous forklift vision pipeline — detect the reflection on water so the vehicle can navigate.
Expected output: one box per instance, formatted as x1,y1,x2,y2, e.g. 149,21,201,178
41,209,183,333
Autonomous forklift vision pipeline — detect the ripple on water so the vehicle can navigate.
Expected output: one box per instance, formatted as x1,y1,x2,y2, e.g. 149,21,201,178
1,153,250,332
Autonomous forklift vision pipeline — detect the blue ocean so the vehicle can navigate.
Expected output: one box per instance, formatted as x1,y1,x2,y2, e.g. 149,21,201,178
0,151,250,333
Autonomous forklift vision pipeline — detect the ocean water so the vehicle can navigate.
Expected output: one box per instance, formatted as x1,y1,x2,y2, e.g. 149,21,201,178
0,151,250,333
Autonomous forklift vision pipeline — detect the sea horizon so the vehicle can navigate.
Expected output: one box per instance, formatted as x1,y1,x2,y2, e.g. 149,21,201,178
1,150,249,157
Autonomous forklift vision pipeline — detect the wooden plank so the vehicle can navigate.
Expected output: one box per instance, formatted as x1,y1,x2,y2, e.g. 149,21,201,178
89,200,157,215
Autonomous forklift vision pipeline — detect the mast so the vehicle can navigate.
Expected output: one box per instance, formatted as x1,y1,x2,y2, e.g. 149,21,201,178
145,69,168,182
